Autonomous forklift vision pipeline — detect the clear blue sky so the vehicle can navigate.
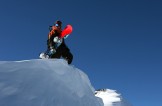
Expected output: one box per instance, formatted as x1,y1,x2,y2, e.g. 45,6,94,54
0,0,162,106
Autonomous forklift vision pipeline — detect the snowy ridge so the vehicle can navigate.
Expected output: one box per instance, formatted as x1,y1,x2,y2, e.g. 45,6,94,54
0,59,130,106
0,59,102,106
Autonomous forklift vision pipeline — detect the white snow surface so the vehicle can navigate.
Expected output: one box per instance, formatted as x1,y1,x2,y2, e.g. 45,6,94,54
95,89,121,105
0,59,130,106
95,89,131,106
0,59,102,106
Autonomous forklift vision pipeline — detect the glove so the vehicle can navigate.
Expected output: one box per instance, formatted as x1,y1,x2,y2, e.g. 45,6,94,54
53,36,63,44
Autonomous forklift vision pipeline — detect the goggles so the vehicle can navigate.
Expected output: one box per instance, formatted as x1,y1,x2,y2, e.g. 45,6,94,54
55,24,59,27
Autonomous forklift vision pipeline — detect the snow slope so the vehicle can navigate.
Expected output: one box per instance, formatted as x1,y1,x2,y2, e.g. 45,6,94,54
0,59,130,106
0,59,102,106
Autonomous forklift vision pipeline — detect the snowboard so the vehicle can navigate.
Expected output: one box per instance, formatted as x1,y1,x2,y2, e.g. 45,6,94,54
39,24,73,59
60,24,73,38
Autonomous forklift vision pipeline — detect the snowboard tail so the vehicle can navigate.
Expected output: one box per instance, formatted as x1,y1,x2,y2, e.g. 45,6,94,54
60,25,73,38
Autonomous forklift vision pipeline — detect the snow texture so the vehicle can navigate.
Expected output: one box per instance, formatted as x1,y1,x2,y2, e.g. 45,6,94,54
0,59,130,106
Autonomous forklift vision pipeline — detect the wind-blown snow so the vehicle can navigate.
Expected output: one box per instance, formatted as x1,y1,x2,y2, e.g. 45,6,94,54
95,89,131,106
0,59,130,106
95,89,120,105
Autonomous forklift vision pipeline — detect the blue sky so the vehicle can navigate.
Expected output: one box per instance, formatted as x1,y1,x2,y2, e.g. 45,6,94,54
0,0,162,105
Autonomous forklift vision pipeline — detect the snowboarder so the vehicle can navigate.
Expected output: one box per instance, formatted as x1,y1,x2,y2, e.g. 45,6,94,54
40,20,73,64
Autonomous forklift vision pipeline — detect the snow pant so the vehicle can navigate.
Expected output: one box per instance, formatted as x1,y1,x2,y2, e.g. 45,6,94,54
50,43,73,64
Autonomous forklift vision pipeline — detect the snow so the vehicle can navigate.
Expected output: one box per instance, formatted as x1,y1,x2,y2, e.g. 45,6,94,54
0,59,130,106
95,89,131,106
95,89,121,105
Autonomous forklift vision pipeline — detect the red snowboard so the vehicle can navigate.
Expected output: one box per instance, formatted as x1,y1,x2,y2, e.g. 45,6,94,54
59,25,73,38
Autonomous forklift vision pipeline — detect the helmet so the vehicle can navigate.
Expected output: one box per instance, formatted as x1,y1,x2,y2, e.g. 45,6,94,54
55,20,62,27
